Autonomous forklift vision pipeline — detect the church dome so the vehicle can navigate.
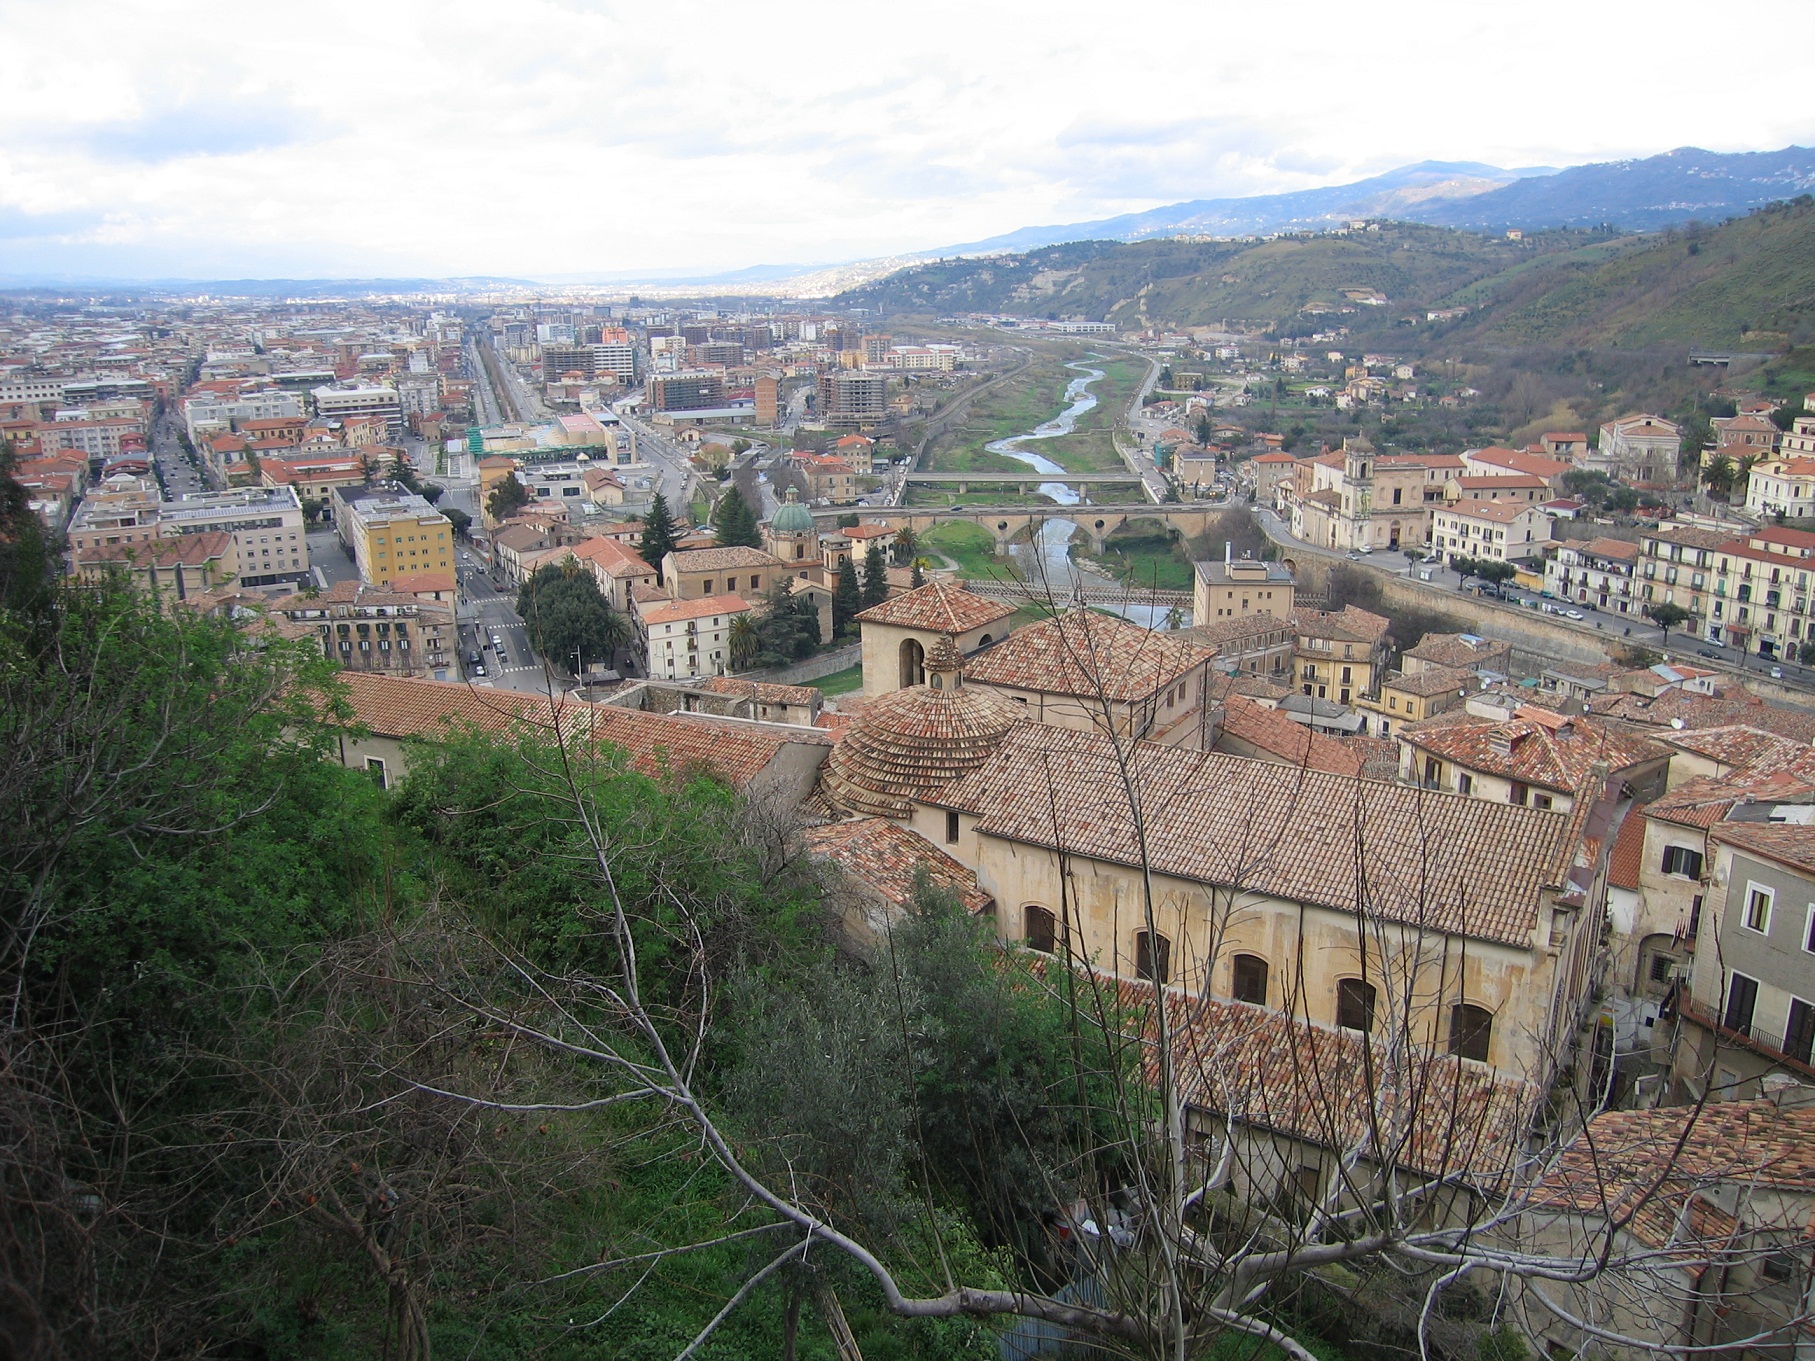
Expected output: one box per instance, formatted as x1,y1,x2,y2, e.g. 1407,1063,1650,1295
820,641,1019,819
769,487,815,535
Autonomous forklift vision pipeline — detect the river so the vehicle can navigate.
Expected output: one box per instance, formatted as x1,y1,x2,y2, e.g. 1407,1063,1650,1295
987,359,1181,629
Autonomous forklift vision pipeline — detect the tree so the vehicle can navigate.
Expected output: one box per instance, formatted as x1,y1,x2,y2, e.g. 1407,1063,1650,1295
1702,453,1739,498
486,471,530,522
1645,600,1693,642
418,481,445,506
754,577,820,664
442,505,472,538
1451,554,1479,587
728,613,760,671
1475,560,1518,594
715,486,761,549
892,525,919,565
1194,413,1213,446
861,542,888,609
731,438,752,456
516,561,630,672
910,557,928,588
832,555,862,637
639,492,681,578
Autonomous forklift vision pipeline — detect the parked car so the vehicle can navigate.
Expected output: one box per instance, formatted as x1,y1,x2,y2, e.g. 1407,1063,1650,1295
1564,609,1585,621
467,649,481,665
471,663,487,677
1356,544,1373,555
1697,648,1718,659
1772,666,1785,679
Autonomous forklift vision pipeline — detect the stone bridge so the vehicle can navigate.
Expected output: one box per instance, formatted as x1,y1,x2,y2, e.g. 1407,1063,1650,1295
902,471,1147,499
962,577,1192,610
811,501,1239,556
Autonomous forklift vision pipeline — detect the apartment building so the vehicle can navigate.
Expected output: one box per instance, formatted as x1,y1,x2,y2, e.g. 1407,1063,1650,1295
277,582,455,682
1703,524,1815,660
160,485,309,589
1192,555,1296,622
310,383,404,433
1636,523,1729,632
333,484,454,590
817,370,887,431
1595,413,1682,485
648,370,725,412
1293,605,1391,705
1744,456,1815,522
1544,537,1641,615
1432,499,1548,564
640,594,752,680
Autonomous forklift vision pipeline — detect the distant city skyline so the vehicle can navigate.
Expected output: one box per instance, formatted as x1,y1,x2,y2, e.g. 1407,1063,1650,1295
3,0,1813,281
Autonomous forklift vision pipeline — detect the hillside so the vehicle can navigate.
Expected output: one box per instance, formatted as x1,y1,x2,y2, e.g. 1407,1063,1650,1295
1449,197,1815,350
841,223,1542,326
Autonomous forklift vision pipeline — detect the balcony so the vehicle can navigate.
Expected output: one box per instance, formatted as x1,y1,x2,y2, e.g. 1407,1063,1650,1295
1678,992,1815,1072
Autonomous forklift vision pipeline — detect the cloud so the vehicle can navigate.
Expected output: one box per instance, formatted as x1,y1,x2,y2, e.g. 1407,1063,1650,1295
79,99,313,163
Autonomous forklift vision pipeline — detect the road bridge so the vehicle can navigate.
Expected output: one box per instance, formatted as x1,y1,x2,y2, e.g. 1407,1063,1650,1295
810,500,1271,559
961,577,1192,610
902,470,1148,498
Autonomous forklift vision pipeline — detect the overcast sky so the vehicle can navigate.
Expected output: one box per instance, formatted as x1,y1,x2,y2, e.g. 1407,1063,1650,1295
3,0,1812,281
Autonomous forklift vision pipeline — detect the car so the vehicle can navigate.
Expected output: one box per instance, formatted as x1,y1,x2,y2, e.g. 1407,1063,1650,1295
467,649,481,665
1564,609,1585,620
471,663,487,677
1772,666,1785,679
1697,648,1718,659
495,651,510,665
1356,544,1373,555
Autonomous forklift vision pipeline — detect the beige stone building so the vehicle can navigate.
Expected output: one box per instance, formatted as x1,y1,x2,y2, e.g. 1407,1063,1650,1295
1398,707,1668,813
1293,605,1391,705
1193,555,1296,624
961,609,1216,747
853,581,1015,696
660,545,783,602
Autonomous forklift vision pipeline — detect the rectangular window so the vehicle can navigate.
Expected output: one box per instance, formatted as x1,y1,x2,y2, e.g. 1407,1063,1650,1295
1743,883,1774,935
1509,782,1529,806
1786,998,1815,1066
365,757,387,790
1804,904,1815,954
1337,978,1376,1032
1457,773,1473,795
944,810,959,844
1724,972,1759,1035
1661,845,1704,879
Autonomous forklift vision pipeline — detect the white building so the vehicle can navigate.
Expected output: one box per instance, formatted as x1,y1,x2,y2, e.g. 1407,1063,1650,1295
639,593,752,680
1744,457,1815,523
1544,537,1642,615
311,383,404,434
182,390,304,444
1432,499,1549,565
159,485,309,589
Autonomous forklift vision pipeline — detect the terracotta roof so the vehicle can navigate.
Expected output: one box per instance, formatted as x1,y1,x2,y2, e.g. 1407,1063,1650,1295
853,580,1014,633
668,545,782,574
1121,983,1541,1185
698,675,820,709
76,530,233,568
573,535,656,579
1710,819,1815,875
1403,709,1665,795
838,524,893,540
387,571,455,594
1403,632,1513,670
1219,673,1294,702
802,818,993,915
1384,666,1473,699
1530,1101,1815,1249
1639,524,1733,552
1658,725,1812,772
1442,497,1537,524
1465,447,1571,479
1294,605,1391,647
329,672,787,790
963,609,1212,703
1608,804,1647,891
1185,610,1295,647
1213,692,1363,776
1455,473,1548,490
1580,537,1641,561
1588,690,1815,740
934,724,1575,947
639,592,751,626
819,679,1021,820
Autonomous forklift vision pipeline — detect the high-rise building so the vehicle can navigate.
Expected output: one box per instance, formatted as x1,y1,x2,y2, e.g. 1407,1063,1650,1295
817,371,887,432
333,484,455,590
755,375,780,428
649,371,727,413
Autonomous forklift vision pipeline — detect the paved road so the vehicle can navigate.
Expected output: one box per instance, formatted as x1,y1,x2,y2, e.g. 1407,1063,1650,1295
457,550,548,693
611,404,698,510
151,410,212,495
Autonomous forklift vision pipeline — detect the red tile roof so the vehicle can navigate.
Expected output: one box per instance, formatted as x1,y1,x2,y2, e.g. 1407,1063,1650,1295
329,672,787,789
1213,692,1363,776
1403,710,1664,795
639,592,751,625
934,724,1575,947
1607,804,1647,891
853,580,1014,633
964,609,1213,703
802,818,993,915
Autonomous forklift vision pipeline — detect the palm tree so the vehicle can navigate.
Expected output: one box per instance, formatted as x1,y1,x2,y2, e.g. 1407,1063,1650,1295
1702,454,1738,499
728,614,759,672
1734,453,1764,502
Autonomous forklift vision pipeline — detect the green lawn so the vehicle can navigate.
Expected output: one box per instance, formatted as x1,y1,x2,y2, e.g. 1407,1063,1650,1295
923,521,1020,579
808,663,864,696
1081,525,1197,591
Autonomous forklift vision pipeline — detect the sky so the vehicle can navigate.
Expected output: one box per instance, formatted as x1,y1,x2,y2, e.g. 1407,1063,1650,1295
2,0,1813,282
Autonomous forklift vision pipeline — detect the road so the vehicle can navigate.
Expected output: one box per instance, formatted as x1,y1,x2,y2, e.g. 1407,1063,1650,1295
456,549,551,694
151,409,212,495
610,404,699,511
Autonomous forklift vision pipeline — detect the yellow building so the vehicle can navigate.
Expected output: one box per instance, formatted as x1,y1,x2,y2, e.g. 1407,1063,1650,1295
333,484,455,590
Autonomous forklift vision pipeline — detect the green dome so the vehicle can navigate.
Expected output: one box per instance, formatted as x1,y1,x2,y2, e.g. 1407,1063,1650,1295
770,492,815,534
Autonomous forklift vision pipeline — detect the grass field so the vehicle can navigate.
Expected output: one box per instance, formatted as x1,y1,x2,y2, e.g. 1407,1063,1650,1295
923,363,1073,474
1080,524,1197,591
808,663,864,696
903,488,1067,508
923,521,1020,579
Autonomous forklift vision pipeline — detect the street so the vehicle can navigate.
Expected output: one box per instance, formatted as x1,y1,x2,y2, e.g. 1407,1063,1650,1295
456,549,551,694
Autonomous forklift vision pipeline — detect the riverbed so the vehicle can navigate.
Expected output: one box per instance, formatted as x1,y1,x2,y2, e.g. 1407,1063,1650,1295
988,359,1183,628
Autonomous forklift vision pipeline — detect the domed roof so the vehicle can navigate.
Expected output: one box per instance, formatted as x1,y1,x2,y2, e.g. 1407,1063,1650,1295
770,487,815,535
820,658,1020,819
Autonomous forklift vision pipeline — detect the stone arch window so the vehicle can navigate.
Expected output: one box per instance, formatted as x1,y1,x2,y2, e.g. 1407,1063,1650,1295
899,637,925,688
978,634,993,647
1024,904,1057,954
1232,953,1268,1005
1336,978,1376,1032
1135,930,1171,985
1448,1003,1493,1062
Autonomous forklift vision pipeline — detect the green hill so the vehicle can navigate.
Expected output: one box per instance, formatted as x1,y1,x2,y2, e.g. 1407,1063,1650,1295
841,224,1533,328
1451,197,1815,350
843,202,1815,356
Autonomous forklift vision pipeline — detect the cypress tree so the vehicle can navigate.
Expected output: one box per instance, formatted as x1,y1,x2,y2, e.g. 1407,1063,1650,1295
861,542,888,609
909,558,926,589
832,556,862,637
714,486,760,548
639,493,680,578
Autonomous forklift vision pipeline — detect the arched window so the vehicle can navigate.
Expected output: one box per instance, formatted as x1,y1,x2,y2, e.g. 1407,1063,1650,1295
978,634,993,647
1136,930,1171,985
1232,954,1268,1005
899,637,925,689
1449,1004,1493,1062
1024,905,1056,954
1336,978,1376,1032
